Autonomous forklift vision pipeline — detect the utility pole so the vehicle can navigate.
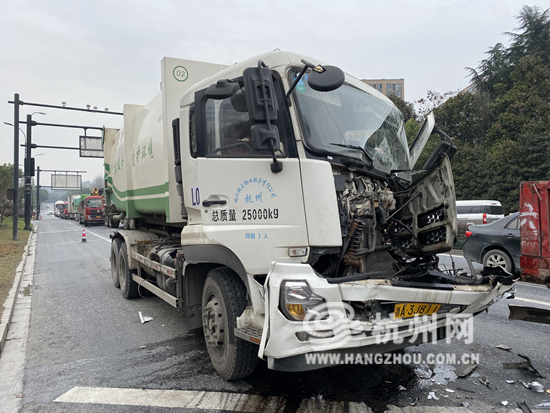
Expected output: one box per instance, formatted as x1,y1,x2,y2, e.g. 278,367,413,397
12,94,20,240
24,114,32,230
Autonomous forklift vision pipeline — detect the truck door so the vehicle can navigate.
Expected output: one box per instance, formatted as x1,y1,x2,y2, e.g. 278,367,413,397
181,72,309,274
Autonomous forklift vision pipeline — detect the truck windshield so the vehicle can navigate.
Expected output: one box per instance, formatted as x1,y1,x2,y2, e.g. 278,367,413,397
86,199,102,208
292,75,410,179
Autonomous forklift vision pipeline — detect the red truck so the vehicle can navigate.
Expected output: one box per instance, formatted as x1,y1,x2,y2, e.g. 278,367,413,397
520,181,550,287
77,195,105,226
60,202,69,219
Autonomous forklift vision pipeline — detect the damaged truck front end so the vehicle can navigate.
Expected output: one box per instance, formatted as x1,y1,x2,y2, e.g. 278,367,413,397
246,60,516,371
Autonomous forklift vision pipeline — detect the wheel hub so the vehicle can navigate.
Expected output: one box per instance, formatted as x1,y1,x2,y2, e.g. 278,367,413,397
203,299,224,349
487,254,506,268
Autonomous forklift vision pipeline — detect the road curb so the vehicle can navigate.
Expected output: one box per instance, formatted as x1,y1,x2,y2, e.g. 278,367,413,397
0,226,36,355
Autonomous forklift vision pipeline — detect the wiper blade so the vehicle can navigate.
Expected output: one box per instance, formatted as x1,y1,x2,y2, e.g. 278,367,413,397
330,143,373,168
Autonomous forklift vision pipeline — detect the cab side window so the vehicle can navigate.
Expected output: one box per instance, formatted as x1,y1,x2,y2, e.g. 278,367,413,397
205,88,286,157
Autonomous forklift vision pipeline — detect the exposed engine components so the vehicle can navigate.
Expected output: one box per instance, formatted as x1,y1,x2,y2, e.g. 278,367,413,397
316,162,456,282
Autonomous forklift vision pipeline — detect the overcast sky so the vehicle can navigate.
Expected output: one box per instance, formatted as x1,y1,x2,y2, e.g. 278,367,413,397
0,0,542,186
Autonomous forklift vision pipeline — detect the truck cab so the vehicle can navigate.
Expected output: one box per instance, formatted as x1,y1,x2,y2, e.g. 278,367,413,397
105,51,516,381
77,196,105,226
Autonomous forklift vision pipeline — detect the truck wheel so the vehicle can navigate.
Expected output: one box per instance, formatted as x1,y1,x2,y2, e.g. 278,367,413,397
111,238,122,288
483,249,513,272
84,220,88,227
202,267,257,380
118,243,139,299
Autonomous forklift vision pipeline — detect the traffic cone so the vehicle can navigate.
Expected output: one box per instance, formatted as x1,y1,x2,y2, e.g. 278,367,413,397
82,229,87,243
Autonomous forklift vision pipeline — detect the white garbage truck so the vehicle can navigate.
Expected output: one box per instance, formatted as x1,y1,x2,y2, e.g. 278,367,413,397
105,51,515,380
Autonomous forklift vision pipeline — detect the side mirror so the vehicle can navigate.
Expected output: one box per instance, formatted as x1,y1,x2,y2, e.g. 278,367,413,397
251,124,280,152
422,141,457,172
205,79,240,100
409,113,435,167
243,66,278,122
307,65,345,92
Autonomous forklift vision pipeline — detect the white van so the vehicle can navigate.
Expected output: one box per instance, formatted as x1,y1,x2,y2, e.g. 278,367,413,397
456,200,504,226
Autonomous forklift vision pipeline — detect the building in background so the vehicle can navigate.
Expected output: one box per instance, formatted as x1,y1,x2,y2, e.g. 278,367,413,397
362,79,405,100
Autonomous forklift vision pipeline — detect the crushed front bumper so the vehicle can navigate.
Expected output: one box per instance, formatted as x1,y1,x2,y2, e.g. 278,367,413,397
259,263,514,371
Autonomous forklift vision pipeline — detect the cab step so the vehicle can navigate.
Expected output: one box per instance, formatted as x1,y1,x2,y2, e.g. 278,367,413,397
234,326,264,345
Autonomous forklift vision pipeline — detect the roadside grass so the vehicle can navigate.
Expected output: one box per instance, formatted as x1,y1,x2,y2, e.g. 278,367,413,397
0,219,31,320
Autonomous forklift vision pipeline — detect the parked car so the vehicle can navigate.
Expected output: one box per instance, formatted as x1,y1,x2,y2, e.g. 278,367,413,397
462,212,520,274
47,211,54,215
456,200,504,226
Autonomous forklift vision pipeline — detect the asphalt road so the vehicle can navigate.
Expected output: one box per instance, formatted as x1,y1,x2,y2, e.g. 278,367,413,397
10,212,550,412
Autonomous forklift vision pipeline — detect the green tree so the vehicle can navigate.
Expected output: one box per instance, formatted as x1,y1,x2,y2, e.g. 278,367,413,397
0,164,24,227
434,92,491,146
487,55,550,143
468,6,550,97
414,90,456,120
388,94,416,122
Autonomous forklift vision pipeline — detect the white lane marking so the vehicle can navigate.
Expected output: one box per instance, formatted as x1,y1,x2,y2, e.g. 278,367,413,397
82,230,111,243
54,387,371,412
55,387,286,412
65,222,112,243
512,297,550,307
39,230,81,234
515,281,549,290
41,240,102,245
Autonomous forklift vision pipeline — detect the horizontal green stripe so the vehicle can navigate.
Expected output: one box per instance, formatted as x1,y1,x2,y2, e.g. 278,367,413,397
105,176,167,198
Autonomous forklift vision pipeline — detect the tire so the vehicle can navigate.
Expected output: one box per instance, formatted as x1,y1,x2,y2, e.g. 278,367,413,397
84,220,88,227
111,238,122,288
202,267,257,380
483,249,513,272
118,243,139,299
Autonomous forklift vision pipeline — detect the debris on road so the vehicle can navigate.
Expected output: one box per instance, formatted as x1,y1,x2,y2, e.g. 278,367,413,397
495,344,512,351
138,312,153,324
506,380,515,384
502,354,545,378
139,346,147,349
397,385,406,391
519,380,530,389
509,304,550,325
427,391,439,400
455,362,478,378
501,401,509,406
534,402,550,409
479,375,490,387
529,381,544,392
414,364,433,379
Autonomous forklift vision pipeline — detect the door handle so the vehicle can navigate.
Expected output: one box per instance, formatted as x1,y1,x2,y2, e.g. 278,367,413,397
506,233,513,238
202,200,227,207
